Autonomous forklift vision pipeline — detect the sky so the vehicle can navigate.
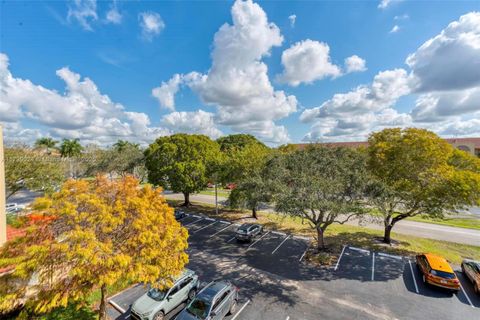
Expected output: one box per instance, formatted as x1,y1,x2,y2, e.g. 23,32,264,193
1,0,480,146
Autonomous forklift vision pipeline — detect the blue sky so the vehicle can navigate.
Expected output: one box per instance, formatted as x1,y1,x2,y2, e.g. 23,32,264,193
1,0,479,146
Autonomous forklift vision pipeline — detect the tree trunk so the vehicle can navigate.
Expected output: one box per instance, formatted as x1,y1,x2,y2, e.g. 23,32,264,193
383,224,393,244
182,192,191,207
99,284,107,320
252,207,258,219
316,226,325,250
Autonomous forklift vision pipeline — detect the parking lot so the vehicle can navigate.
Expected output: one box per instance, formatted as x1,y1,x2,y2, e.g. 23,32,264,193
108,213,480,320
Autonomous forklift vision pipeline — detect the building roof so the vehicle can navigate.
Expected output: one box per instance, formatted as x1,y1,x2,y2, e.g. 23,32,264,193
295,137,480,150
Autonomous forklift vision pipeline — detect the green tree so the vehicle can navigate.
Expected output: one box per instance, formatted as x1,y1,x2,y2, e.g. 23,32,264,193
0,176,189,319
34,137,58,154
367,128,480,244
59,139,83,158
267,146,369,250
145,134,221,206
4,147,65,199
217,134,266,152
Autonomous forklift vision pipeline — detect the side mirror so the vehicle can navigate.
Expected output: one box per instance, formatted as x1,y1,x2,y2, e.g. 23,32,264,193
167,296,171,301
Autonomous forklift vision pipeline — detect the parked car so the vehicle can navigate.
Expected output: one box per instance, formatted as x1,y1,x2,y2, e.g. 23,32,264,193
235,223,263,242
131,269,199,320
6,203,25,213
416,253,460,292
174,209,187,220
224,183,236,190
176,280,238,320
461,259,480,294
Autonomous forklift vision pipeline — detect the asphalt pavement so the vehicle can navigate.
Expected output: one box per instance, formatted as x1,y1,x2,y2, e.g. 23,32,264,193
107,212,480,320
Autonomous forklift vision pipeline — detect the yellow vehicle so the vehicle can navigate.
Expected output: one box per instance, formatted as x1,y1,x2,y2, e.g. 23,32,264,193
416,253,460,292
461,259,480,294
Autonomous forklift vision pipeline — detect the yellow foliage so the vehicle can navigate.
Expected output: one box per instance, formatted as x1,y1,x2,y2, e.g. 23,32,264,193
0,175,189,317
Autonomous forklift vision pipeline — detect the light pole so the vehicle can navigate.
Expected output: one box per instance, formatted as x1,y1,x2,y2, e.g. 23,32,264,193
0,124,6,245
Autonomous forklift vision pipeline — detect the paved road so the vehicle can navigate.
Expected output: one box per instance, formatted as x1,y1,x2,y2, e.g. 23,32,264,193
107,212,480,320
164,192,480,246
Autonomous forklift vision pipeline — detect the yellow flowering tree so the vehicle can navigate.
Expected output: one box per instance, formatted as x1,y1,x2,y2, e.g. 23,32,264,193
0,176,189,319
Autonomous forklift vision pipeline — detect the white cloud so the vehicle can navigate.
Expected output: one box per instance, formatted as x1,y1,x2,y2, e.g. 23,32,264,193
0,53,169,146
106,3,122,24
289,14,296,28
139,11,165,41
406,12,480,92
67,0,98,31
162,110,222,139
152,74,182,110
378,0,402,10
390,25,400,33
394,14,409,20
157,0,296,144
278,39,341,86
345,55,367,73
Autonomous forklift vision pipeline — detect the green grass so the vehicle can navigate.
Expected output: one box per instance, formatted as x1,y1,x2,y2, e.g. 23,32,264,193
195,187,231,198
407,215,480,230
168,200,480,265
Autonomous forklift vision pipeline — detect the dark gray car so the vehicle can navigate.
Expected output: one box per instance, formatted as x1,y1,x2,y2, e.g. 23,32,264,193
235,223,263,242
175,281,239,320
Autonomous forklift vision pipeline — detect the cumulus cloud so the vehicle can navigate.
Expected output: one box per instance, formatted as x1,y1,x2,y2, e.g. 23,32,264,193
406,12,480,92
0,53,169,145
156,0,296,144
289,14,296,27
277,40,341,86
139,11,165,41
67,0,98,31
152,74,182,110
390,25,400,33
378,0,402,10
106,2,122,25
162,110,223,139
344,55,367,73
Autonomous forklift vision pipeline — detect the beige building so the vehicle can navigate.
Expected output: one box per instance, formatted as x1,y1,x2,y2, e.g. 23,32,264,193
296,137,480,157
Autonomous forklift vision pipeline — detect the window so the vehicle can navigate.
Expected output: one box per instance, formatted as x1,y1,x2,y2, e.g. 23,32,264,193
212,290,230,311
169,285,179,297
179,277,193,290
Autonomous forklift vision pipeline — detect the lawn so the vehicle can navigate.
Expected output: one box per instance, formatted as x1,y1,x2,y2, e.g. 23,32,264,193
406,215,480,230
195,187,231,198
168,200,480,265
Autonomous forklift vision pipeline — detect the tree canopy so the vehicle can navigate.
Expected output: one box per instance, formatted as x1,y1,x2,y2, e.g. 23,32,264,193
267,146,369,250
0,176,189,319
367,128,480,243
216,134,266,152
59,139,83,158
4,147,65,199
145,134,221,206
34,137,58,154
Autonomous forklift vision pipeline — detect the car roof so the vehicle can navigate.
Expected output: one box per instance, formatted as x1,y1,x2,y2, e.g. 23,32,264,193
198,281,230,301
424,253,454,273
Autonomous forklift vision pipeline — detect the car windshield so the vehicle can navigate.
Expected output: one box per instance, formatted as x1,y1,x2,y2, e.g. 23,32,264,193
147,287,168,301
431,269,456,279
186,298,211,319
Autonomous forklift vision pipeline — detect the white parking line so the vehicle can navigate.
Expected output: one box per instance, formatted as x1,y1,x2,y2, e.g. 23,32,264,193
272,231,286,236
334,245,346,271
377,252,403,260
371,252,375,281
285,317,290,320
299,247,308,262
209,223,233,238
205,217,215,221
219,220,230,224
227,236,237,243
348,246,370,254
108,300,126,314
184,217,204,226
177,215,188,221
408,260,419,294
247,231,270,250
459,281,474,308
193,221,217,233
191,214,201,218
231,300,251,320
271,235,290,254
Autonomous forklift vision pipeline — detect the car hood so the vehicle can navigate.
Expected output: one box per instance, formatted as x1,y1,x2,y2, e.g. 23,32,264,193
132,293,162,315
176,309,206,320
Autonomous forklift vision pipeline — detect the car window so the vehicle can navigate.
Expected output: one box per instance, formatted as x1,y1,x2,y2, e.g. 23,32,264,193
179,277,193,290
147,287,168,301
212,290,230,311
431,269,456,279
186,298,211,319
169,285,179,297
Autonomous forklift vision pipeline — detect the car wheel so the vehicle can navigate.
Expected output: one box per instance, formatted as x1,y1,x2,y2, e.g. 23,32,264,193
228,300,237,315
188,288,196,301
153,311,165,320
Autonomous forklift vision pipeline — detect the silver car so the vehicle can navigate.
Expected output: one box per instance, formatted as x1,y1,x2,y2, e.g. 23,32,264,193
176,280,239,320
131,269,199,320
235,223,263,242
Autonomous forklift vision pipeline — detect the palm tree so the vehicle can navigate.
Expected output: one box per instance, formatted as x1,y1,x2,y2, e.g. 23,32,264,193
60,139,83,158
113,140,140,152
34,137,58,154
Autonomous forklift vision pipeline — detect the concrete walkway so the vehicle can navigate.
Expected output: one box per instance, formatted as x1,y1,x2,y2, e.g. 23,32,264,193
164,192,480,246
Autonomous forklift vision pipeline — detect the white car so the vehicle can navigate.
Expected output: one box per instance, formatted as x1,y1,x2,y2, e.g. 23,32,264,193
6,203,26,213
